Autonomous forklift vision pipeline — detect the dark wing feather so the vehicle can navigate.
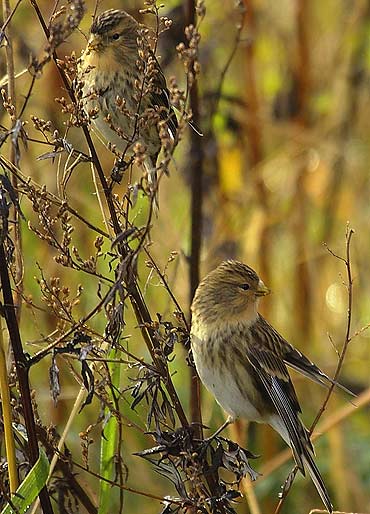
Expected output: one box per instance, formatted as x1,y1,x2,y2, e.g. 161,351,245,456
256,315,354,397
284,346,355,396
249,317,301,414
246,317,333,512
246,349,308,472
149,53,178,138
246,319,311,470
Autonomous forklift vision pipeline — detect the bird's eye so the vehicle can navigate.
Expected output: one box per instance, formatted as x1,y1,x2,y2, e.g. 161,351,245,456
239,283,250,291
112,33,120,40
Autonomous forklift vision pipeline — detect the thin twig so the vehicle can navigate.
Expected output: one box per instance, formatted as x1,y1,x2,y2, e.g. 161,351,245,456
72,460,185,505
0,155,110,239
309,511,368,514
311,225,354,431
209,2,246,130
0,0,22,34
272,226,355,512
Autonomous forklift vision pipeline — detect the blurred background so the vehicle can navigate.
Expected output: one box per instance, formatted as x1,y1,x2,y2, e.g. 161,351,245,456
1,0,370,512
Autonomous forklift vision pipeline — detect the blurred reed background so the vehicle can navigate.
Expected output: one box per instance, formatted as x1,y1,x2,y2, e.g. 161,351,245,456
1,0,370,513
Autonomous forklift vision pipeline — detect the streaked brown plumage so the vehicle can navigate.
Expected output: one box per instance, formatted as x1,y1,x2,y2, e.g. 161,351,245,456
191,260,338,513
77,9,177,200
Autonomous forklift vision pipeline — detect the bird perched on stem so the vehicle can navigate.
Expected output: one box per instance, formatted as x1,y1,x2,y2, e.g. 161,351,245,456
77,9,178,203
190,260,347,513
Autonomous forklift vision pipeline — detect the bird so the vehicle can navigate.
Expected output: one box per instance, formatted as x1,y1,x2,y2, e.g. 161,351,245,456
77,9,178,203
190,260,344,513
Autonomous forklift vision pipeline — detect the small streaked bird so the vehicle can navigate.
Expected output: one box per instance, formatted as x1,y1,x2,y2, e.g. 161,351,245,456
190,260,344,513
77,9,178,202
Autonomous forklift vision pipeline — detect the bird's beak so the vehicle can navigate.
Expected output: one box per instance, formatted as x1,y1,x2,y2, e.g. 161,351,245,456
87,36,100,52
255,279,270,296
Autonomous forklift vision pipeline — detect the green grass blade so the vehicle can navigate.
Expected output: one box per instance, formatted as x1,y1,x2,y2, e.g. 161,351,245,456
1,446,49,514
98,348,121,514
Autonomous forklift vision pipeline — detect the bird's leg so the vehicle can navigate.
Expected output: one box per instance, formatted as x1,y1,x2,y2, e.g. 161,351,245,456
198,416,235,456
208,415,235,440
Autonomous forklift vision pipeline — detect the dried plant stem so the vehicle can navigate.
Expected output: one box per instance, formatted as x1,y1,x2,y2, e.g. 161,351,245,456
309,511,367,514
0,156,110,239
242,478,262,514
72,460,184,505
230,421,261,514
2,0,23,313
0,244,54,513
32,342,122,514
2,1,16,108
186,0,203,435
0,318,18,493
209,5,245,129
274,3,311,508
29,387,89,514
30,0,188,428
321,2,370,243
311,226,354,429
242,3,276,509
90,161,112,237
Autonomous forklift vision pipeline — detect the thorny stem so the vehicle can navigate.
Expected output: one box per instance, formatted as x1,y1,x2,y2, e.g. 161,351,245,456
30,0,188,428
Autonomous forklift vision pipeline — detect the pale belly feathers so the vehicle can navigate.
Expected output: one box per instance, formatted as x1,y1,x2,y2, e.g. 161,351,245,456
191,333,266,423
80,65,159,157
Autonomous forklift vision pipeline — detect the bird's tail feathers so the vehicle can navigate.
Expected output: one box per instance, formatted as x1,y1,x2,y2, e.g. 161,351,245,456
302,451,333,513
269,414,332,513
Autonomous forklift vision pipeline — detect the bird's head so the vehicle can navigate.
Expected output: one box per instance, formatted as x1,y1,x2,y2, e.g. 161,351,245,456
191,260,270,325
86,9,139,57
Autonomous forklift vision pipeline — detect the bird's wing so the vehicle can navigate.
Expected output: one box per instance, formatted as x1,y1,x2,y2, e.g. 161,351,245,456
246,346,310,472
151,88,178,138
148,53,178,138
247,316,333,512
248,317,301,411
256,315,354,396
245,327,333,512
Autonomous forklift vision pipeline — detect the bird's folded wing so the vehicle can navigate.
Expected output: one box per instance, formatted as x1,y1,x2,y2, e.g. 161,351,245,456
247,350,311,473
284,347,354,396
244,337,302,416
149,54,178,138
255,315,354,397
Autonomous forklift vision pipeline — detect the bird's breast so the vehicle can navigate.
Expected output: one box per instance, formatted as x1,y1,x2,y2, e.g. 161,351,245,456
191,321,267,423
78,54,160,155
